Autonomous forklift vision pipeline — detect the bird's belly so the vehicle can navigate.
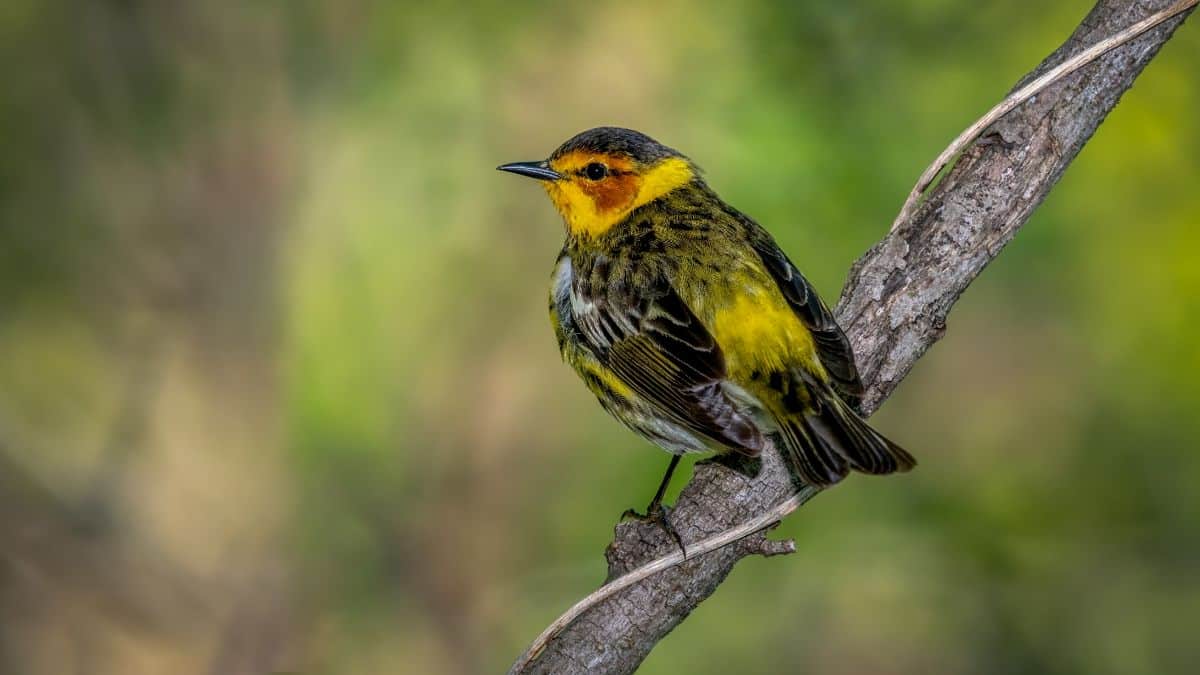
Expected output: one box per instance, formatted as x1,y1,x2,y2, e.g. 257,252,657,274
559,339,711,455
577,359,718,454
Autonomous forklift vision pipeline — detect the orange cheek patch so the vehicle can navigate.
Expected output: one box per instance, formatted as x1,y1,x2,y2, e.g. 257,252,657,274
583,174,640,213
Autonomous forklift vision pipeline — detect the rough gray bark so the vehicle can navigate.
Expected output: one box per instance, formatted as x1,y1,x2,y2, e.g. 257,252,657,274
512,2,1194,673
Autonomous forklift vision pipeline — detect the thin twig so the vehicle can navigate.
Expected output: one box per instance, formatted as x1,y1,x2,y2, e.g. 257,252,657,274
890,0,1198,232
509,485,820,673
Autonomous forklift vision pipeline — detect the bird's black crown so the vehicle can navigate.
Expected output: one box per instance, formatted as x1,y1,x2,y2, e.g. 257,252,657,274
551,127,685,165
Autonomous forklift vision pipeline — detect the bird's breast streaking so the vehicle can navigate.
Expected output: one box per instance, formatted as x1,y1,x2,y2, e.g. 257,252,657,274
500,126,915,493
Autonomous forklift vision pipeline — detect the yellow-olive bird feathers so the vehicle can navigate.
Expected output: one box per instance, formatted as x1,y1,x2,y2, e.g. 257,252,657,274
500,127,915,489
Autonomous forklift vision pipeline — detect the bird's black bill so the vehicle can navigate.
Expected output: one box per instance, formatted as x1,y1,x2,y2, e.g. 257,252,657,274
496,160,561,181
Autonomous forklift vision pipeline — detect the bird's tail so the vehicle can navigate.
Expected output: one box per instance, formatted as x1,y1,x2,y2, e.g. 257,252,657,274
775,392,916,487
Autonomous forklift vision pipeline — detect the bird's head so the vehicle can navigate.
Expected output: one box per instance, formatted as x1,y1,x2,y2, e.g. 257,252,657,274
498,127,699,239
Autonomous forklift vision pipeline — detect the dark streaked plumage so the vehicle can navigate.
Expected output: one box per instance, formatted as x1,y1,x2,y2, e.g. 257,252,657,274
502,127,915,493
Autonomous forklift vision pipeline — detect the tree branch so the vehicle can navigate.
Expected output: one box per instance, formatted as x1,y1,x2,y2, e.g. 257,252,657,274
511,2,1195,673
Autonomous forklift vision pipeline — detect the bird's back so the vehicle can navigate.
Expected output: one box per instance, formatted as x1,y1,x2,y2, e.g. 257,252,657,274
599,185,828,391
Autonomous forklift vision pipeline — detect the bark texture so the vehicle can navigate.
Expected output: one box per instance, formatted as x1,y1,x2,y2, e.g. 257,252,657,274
513,2,1194,673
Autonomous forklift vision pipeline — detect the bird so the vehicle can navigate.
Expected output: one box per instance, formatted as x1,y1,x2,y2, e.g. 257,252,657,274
498,127,914,545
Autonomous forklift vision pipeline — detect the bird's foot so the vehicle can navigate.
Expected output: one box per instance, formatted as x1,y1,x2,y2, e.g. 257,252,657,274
621,502,687,557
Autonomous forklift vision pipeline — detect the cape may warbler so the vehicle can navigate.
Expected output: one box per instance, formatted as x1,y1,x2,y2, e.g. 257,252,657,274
499,127,914,537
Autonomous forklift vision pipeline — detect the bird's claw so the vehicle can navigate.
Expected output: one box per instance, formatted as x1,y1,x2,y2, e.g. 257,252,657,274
621,502,687,557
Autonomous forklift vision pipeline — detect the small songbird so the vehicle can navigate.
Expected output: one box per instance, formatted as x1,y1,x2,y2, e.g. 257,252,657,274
499,127,914,541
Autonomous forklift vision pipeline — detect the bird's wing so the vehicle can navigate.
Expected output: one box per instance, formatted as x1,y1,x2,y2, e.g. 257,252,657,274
749,237,866,409
571,271,764,455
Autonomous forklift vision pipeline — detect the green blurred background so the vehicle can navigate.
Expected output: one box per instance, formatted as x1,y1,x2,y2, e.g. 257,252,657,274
1,1,1197,673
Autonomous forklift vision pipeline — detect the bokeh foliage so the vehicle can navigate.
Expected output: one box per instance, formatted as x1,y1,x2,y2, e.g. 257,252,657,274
0,1,1197,673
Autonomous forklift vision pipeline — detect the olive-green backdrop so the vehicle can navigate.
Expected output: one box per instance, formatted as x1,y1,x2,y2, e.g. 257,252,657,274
1,1,1196,673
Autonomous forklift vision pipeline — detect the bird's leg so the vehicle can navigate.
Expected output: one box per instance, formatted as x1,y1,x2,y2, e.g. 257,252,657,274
644,454,681,514
621,454,686,554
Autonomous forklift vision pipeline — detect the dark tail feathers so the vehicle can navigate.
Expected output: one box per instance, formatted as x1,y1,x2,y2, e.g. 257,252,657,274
777,395,916,487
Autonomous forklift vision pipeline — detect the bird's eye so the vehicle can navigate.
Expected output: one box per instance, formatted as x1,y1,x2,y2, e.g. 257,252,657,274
584,162,608,180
